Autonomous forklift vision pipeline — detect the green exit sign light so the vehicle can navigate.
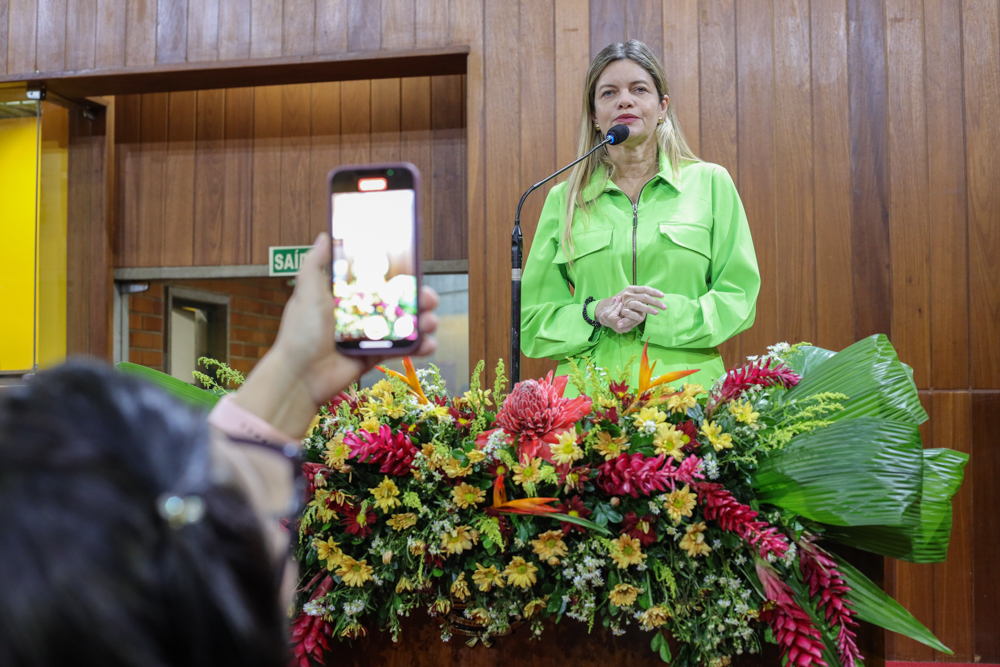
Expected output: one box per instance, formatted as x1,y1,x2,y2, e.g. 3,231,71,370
269,246,312,276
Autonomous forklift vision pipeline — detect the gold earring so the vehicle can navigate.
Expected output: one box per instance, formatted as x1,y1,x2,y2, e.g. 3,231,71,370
658,116,663,124
594,123,601,131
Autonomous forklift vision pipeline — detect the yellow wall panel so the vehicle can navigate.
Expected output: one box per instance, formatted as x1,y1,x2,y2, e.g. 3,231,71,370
0,115,39,373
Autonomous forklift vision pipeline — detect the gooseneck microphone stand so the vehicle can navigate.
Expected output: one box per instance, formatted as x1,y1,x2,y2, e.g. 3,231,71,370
510,124,630,384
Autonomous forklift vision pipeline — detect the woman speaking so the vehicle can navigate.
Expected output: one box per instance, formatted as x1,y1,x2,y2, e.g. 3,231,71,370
521,40,759,391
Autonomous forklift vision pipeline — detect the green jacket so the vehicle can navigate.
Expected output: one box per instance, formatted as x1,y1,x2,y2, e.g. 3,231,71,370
520,153,759,392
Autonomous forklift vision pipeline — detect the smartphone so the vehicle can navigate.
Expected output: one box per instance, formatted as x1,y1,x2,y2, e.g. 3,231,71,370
329,163,422,355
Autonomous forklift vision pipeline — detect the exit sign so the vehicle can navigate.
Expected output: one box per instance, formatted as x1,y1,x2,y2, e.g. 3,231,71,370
268,246,312,276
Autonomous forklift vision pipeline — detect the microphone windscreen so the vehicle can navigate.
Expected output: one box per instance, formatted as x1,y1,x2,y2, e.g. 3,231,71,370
606,124,630,145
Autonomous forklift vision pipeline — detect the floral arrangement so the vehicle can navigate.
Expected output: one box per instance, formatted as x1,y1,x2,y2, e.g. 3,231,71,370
283,335,965,667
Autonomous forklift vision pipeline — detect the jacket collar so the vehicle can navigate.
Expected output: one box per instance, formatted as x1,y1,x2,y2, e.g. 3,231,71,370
581,150,683,202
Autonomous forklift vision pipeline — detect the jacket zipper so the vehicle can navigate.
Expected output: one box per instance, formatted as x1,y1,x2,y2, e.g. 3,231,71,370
631,180,652,286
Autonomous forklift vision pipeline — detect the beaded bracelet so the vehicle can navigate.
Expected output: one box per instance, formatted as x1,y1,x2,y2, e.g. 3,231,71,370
582,296,601,330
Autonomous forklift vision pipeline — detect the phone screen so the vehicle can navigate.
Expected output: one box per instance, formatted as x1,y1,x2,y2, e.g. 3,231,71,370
330,168,419,351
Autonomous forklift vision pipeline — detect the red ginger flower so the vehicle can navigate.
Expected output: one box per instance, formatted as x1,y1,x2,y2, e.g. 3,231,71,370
706,358,800,417
597,453,672,497
696,482,789,559
756,561,829,667
495,371,592,462
799,536,861,667
289,576,335,667
343,424,418,476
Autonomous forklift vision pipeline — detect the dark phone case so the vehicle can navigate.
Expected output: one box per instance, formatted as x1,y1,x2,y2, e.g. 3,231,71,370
327,162,423,357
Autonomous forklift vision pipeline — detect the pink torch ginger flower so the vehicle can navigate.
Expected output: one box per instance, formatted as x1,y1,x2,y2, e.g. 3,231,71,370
495,372,592,462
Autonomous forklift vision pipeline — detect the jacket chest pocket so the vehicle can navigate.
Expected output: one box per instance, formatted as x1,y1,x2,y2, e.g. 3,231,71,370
552,228,614,266
655,222,712,279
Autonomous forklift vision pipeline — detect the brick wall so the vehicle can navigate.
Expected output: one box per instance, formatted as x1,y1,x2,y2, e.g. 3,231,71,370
127,278,294,376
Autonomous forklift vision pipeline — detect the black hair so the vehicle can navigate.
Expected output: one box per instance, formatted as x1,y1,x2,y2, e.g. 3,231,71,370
0,360,287,667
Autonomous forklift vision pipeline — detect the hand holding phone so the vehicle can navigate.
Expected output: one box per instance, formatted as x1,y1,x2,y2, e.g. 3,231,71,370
329,163,422,356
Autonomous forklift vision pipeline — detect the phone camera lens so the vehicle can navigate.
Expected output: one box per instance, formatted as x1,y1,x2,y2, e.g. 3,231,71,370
387,169,394,176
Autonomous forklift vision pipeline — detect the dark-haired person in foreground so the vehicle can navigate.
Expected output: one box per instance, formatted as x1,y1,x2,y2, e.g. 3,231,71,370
0,233,439,667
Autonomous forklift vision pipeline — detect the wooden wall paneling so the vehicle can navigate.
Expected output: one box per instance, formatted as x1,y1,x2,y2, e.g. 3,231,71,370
413,0,446,47
66,111,93,355
113,93,141,266
382,0,415,49
400,77,433,260
930,391,973,661
431,74,465,260
222,87,254,264
963,0,1000,389
251,85,283,263
662,0,700,154
218,0,251,60
36,0,68,72
279,83,312,246
124,0,156,66
450,0,487,376
193,88,227,264
624,0,662,55
971,392,1000,662
339,79,371,164
95,0,126,68
282,0,315,56
589,0,624,57
155,0,187,64
772,0,815,348
250,0,282,57
186,0,220,62
811,0,853,353
886,0,931,388
888,391,936,661
137,92,168,267
89,107,113,358
161,90,196,266
309,81,340,239
314,0,348,53
370,77,401,163
848,0,891,341
519,0,557,382
698,0,739,368
554,0,589,172
7,0,37,75
925,0,969,389
734,0,776,360
484,0,519,381
347,0,380,52
66,0,98,70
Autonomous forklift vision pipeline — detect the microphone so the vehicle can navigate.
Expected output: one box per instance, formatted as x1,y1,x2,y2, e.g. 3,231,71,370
510,124,630,383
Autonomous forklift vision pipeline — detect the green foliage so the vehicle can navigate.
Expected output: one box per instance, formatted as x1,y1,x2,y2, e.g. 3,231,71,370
193,356,245,393
476,516,505,551
493,358,508,403
116,362,219,410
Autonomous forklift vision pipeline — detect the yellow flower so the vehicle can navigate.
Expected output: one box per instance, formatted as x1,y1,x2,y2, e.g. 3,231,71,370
504,556,538,589
463,387,493,408
441,525,477,555
308,488,337,523
360,415,381,433
386,512,417,531
664,485,698,523
452,482,486,509
395,577,414,593
422,405,452,423
609,583,642,607
341,622,367,639
549,431,584,466
336,556,374,587
523,596,549,618
472,563,505,592
638,606,671,629
313,537,343,571
323,434,352,467
682,382,705,398
531,530,569,560
610,534,647,569
728,400,760,425
466,449,487,465
369,476,401,513
450,573,471,601
431,598,452,615
441,457,473,478
512,458,544,486
654,423,689,459
593,430,630,460
633,407,668,433
467,607,492,625
667,390,699,414
679,521,713,557
701,421,734,452
420,444,443,471
409,540,427,557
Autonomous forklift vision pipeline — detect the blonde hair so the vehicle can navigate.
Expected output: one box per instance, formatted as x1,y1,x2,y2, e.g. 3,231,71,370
562,40,699,258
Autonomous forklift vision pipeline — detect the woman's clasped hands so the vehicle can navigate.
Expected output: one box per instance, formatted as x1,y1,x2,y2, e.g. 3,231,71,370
594,286,668,334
